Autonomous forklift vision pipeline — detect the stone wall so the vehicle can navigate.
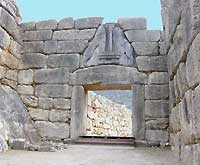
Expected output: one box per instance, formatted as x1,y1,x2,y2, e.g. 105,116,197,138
161,0,200,163
19,17,169,145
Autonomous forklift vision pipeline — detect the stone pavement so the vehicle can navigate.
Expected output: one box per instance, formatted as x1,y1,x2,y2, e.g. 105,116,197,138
0,144,178,165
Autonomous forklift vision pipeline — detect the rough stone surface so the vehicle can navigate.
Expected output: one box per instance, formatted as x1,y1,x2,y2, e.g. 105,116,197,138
24,30,52,41
53,98,71,110
49,110,70,123
145,85,169,100
0,26,10,50
29,108,49,121
58,18,74,30
18,70,33,85
36,20,57,30
149,72,169,85
145,130,169,142
38,98,53,110
75,17,103,29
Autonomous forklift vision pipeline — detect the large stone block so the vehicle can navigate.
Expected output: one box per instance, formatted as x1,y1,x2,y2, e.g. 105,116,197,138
58,17,74,30
0,51,18,69
49,110,70,123
17,85,34,95
145,100,169,118
22,41,44,53
0,66,6,79
18,70,33,85
38,98,53,110
36,20,57,30
148,72,169,84
53,29,96,40
132,42,159,56
20,22,36,31
70,65,148,85
145,85,169,100
53,98,71,110
136,56,167,72
34,68,69,84
20,95,38,107
0,26,10,50
118,17,147,30
29,108,49,121
35,121,70,140
125,30,161,42
57,40,88,53
75,17,103,29
43,41,57,54
24,30,52,41
146,118,169,130
170,104,181,133
19,53,47,69
47,54,80,71
5,70,17,81
35,84,72,98
145,130,169,142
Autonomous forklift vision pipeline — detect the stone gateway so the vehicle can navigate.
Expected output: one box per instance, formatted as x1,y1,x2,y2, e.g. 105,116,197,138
0,0,199,164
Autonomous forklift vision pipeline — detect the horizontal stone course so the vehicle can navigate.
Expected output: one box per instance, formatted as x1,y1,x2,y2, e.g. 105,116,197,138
58,17,74,30
18,70,33,84
53,98,71,110
49,110,70,122
146,118,169,130
17,85,34,95
148,72,169,84
22,41,44,53
118,17,147,30
145,130,169,142
145,85,169,100
24,30,52,41
75,17,103,29
38,98,53,110
20,95,38,107
29,108,49,121
43,41,57,54
36,19,57,30
20,22,36,31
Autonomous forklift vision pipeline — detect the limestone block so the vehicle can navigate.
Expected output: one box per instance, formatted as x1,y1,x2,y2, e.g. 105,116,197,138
10,139,26,150
19,53,47,69
18,70,33,84
132,42,159,56
149,72,168,85
24,30,52,41
136,56,167,72
57,40,88,53
174,75,181,102
145,85,169,100
9,39,22,58
186,33,200,88
49,110,70,123
35,121,70,139
146,118,169,130
34,68,69,84
145,130,169,142
53,98,71,110
29,108,49,121
70,65,148,85
47,54,80,71
170,133,182,160
125,30,161,42
36,20,57,30
20,95,38,107
1,79,17,89
0,66,6,79
22,41,44,53
17,85,34,95
118,17,147,30
0,26,10,50
145,100,169,118
53,29,96,40
75,17,103,29
170,104,181,133
35,84,72,98
20,22,36,30
38,98,53,110
0,51,18,69
58,17,74,30
169,80,176,110
5,70,17,81
43,41,57,54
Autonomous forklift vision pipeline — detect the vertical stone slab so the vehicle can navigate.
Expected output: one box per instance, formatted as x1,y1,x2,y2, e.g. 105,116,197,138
132,85,145,139
70,86,86,140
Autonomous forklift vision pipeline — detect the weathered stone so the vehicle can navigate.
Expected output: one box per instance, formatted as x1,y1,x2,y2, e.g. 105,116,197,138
75,17,103,29
35,84,72,98
17,85,34,95
0,51,18,69
20,22,36,30
170,104,181,133
57,40,88,53
0,66,6,79
146,118,169,130
5,70,17,81
132,85,145,139
20,95,38,107
149,72,169,85
36,20,57,30
125,30,161,42
10,139,26,150
34,68,69,84
53,29,96,40
49,110,70,122
145,130,168,142
29,108,49,121
118,17,147,30
9,39,22,58
24,30,52,41
58,17,74,30
0,26,10,50
136,56,167,72
47,54,80,71
18,70,33,84
83,24,136,67
22,41,44,53
145,85,169,100
169,80,176,110
132,42,159,56
38,98,53,110
174,75,181,102
145,100,169,118
53,98,71,110
1,79,17,89
19,53,47,69
43,41,57,54
35,121,70,140
70,65,148,85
